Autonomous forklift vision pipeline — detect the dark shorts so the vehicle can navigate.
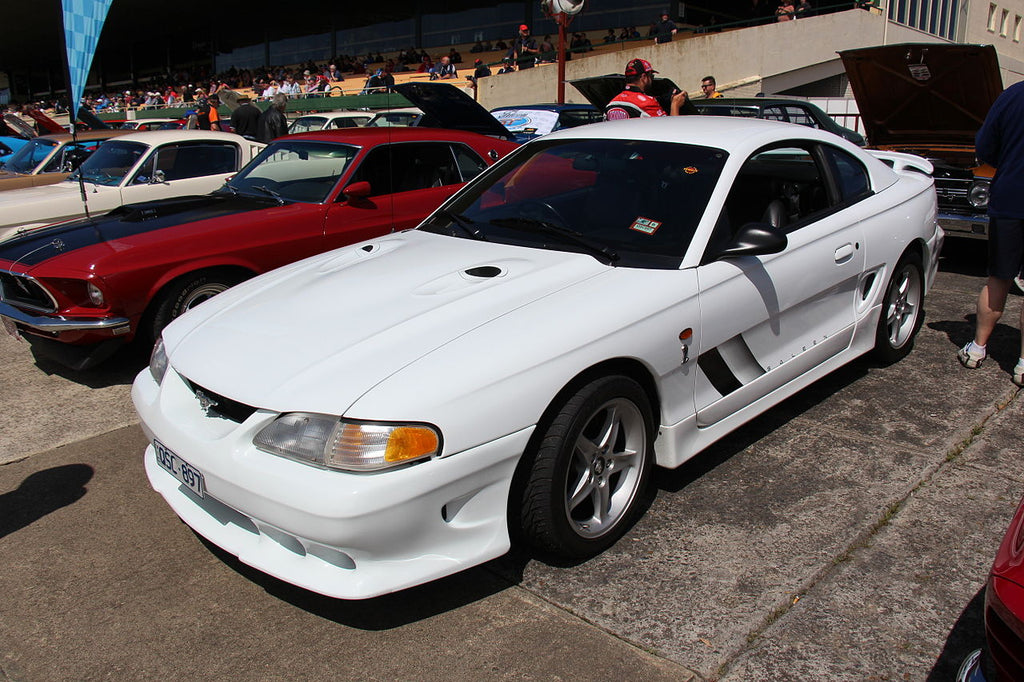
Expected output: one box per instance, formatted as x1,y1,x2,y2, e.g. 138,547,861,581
988,217,1024,279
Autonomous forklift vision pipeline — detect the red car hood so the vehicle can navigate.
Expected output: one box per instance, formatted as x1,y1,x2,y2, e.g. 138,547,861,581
839,43,1002,148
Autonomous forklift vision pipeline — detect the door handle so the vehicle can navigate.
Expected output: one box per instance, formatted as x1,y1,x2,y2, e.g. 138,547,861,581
834,243,855,264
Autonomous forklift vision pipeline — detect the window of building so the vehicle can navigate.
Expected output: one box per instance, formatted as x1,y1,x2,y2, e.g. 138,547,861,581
1001,8,1010,35
989,3,999,31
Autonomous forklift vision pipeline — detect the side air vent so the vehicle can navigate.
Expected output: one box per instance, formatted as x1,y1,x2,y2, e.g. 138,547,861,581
465,266,502,278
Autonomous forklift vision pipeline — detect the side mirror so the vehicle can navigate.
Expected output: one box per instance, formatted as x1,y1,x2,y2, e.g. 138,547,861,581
150,169,167,184
342,180,371,201
717,222,788,259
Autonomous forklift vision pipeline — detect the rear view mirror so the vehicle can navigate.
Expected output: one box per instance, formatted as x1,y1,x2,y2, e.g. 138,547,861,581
717,222,787,259
342,181,371,201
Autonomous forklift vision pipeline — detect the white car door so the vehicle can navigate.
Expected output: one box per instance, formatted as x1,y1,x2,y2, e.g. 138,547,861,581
693,142,869,427
122,141,241,204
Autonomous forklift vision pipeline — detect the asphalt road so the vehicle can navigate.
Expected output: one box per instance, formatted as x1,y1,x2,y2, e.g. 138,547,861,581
1,240,1021,680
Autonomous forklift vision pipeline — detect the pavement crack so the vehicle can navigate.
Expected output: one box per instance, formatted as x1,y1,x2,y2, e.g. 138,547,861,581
715,388,1020,679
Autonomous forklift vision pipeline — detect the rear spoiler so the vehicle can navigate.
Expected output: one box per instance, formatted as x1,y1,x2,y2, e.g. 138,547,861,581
867,150,934,176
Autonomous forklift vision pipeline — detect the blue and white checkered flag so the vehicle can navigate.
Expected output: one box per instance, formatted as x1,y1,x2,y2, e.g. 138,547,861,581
62,0,115,122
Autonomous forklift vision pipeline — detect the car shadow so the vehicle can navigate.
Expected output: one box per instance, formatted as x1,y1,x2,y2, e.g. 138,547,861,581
0,464,94,540
927,585,986,681
29,340,150,389
655,358,868,494
196,534,527,629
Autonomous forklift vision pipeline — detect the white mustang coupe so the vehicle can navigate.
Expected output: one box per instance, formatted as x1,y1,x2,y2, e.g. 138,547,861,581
133,116,942,599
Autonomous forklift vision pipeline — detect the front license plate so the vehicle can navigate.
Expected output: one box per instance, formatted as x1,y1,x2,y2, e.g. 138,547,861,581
1,316,21,340
154,440,204,497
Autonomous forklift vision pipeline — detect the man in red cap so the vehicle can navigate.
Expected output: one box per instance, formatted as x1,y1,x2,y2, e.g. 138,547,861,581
509,24,539,69
605,58,689,119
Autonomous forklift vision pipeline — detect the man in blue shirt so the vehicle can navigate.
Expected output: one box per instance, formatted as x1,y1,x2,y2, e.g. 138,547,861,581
958,80,1024,386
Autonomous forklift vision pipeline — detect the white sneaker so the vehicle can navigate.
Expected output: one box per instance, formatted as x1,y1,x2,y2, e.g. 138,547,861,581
1013,363,1024,387
958,343,986,369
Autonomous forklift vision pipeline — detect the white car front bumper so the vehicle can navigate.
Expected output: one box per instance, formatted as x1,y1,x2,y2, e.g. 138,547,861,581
133,367,532,600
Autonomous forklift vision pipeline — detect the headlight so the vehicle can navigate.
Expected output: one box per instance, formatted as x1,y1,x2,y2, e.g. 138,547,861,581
969,179,990,209
253,413,441,471
86,281,105,306
149,338,168,384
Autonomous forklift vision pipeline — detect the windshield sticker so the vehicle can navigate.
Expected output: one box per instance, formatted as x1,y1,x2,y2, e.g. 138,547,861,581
629,217,662,235
684,166,699,175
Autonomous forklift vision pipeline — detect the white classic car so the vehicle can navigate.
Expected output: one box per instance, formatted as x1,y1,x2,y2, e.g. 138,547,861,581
133,116,942,599
0,130,264,241
287,111,372,133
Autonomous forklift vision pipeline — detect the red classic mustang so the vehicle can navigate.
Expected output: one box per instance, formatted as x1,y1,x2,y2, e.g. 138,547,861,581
0,119,518,369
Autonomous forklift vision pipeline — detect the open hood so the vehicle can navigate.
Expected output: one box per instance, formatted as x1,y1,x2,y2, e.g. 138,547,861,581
839,43,1002,147
2,114,38,139
392,82,514,140
570,75,691,116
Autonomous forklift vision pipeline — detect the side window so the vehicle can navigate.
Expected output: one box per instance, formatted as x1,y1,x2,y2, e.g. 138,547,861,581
42,143,90,173
761,106,787,122
717,144,831,240
452,144,487,182
150,143,239,181
349,142,462,197
330,118,358,129
822,145,871,202
785,106,819,128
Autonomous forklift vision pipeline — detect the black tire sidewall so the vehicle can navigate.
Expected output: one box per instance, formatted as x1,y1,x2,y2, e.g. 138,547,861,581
522,375,654,559
149,272,239,343
873,252,924,364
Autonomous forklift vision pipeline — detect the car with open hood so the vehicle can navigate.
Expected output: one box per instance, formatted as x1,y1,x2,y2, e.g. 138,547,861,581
0,130,265,240
132,115,942,600
0,129,134,192
0,118,517,369
490,103,604,143
570,74,864,145
840,43,1002,241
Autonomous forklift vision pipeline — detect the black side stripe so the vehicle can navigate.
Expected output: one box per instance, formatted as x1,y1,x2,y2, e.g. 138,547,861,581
698,347,743,396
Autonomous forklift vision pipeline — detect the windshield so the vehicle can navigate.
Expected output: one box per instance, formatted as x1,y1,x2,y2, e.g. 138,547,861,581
422,138,728,269
366,112,421,127
73,140,149,186
288,116,327,134
3,138,58,174
225,139,358,203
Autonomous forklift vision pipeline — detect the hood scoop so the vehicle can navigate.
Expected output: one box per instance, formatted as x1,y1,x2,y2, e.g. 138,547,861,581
413,262,510,296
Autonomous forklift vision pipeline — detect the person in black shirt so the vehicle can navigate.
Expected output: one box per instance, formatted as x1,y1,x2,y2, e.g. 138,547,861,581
230,96,261,139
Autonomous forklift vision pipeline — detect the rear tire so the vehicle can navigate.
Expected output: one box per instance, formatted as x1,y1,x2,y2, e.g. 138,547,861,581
872,252,924,364
520,375,654,559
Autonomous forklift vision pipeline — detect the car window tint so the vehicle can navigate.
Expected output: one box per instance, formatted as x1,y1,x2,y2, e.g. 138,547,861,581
149,143,239,181
761,106,787,122
350,142,463,196
822,145,871,202
435,138,728,267
784,106,818,128
717,145,831,240
330,118,360,129
452,144,487,182
556,109,603,129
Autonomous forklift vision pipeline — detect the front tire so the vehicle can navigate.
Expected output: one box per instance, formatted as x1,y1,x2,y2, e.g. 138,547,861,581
872,252,924,364
520,375,654,559
148,270,246,342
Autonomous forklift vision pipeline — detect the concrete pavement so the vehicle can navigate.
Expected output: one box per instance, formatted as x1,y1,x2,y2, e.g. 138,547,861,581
0,241,1021,680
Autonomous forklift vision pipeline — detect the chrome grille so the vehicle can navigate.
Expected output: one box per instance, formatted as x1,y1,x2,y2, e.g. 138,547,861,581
0,270,56,312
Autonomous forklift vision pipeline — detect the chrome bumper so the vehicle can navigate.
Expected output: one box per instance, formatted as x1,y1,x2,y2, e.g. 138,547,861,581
938,212,989,240
0,300,130,334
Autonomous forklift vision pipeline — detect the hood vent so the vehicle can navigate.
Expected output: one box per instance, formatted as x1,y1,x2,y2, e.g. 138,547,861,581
465,265,501,278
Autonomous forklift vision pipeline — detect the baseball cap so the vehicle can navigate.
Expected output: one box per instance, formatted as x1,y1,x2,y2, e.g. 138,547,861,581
519,24,529,31
624,58,657,77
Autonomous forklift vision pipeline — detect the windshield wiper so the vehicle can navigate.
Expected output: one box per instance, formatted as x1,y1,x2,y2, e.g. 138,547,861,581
437,209,486,240
490,217,619,264
251,184,285,205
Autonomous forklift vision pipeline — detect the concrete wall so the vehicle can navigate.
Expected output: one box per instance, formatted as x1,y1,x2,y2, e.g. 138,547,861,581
477,6,1024,110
